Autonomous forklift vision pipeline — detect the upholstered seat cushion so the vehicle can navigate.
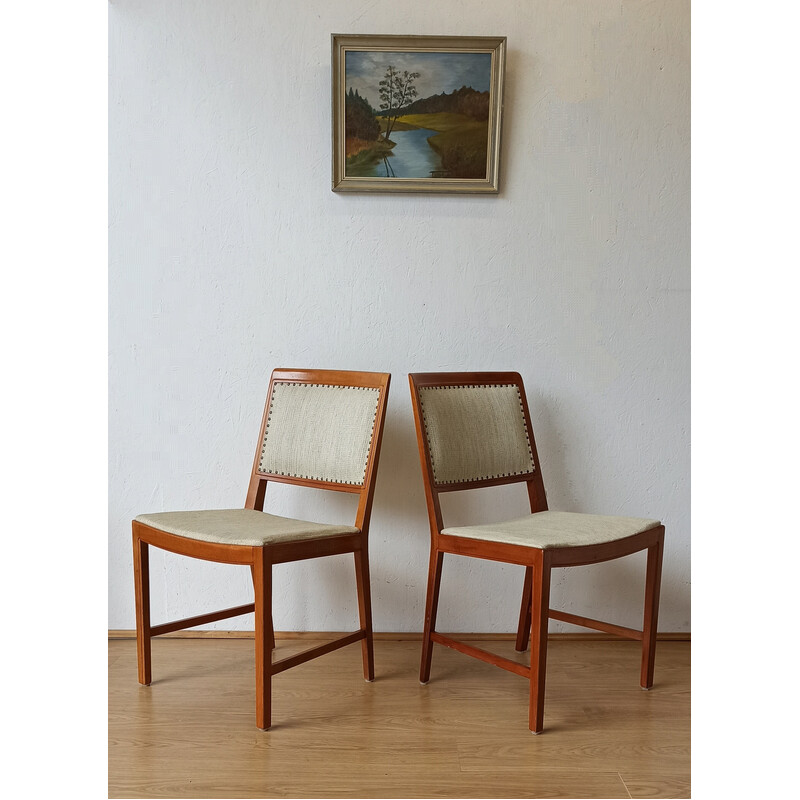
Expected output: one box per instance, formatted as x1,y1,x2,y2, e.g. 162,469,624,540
442,510,660,550
134,509,359,547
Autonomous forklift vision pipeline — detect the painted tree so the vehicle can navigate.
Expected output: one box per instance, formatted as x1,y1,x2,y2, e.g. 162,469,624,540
345,88,380,142
378,66,420,141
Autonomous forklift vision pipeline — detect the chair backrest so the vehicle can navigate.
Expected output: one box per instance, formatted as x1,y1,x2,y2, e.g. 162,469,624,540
409,372,547,527
247,369,391,528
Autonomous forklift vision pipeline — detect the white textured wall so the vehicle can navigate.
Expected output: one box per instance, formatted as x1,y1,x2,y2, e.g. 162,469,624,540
109,0,690,634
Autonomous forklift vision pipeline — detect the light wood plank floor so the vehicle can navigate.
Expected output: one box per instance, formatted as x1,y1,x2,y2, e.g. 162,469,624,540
109,637,690,799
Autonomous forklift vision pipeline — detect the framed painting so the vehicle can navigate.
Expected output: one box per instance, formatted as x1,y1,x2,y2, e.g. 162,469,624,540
331,34,506,194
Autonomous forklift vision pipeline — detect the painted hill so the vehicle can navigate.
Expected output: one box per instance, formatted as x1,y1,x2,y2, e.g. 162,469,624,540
378,85,489,121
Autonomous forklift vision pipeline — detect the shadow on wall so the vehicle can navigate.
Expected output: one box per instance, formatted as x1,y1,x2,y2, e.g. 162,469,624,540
361,402,435,628
525,388,584,513
370,402,430,529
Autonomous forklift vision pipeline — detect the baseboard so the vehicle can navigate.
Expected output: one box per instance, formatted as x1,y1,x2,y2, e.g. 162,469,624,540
108,629,689,642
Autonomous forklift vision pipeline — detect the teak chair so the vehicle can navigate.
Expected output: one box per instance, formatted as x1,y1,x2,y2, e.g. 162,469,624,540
408,371,665,733
132,368,390,729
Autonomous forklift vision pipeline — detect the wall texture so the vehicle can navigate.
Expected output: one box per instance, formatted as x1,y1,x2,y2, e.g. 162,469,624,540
109,0,690,634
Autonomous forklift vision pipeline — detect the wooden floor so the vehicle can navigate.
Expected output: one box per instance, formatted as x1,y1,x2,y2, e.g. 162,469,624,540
109,636,690,799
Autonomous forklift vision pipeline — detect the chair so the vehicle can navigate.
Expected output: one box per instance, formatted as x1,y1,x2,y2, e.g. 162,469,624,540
408,371,664,733
132,368,390,729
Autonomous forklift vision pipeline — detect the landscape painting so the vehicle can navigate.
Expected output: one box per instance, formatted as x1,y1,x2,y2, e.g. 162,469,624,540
332,35,506,193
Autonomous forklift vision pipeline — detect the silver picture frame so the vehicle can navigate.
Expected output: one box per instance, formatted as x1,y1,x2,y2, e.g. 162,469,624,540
332,34,506,194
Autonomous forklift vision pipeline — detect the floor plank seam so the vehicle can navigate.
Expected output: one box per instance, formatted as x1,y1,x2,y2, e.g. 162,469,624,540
618,771,634,799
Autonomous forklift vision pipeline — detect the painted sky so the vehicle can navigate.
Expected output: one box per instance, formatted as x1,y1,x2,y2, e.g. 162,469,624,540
345,50,492,111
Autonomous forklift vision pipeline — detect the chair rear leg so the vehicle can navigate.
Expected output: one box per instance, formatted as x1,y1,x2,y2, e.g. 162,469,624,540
515,565,533,651
253,548,274,730
354,543,375,681
420,548,444,684
641,530,664,689
528,553,552,734
132,530,152,685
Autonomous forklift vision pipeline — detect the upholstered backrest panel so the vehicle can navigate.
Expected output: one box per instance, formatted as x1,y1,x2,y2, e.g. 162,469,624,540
418,384,535,485
258,382,380,485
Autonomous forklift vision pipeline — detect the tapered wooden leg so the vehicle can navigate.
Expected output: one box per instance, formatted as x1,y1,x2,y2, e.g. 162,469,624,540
354,542,375,681
132,529,152,685
420,548,444,684
515,565,533,651
641,530,664,689
253,548,273,730
528,552,551,734
251,564,275,651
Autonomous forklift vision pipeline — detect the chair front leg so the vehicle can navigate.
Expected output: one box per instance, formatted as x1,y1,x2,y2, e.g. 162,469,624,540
420,547,444,684
354,541,375,681
515,565,533,651
528,551,552,734
250,564,275,651
132,529,152,685
641,529,664,689
253,548,274,730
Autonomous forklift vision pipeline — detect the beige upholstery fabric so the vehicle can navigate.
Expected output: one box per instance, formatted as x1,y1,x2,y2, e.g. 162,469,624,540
442,511,660,550
135,509,359,547
258,382,380,485
418,384,535,484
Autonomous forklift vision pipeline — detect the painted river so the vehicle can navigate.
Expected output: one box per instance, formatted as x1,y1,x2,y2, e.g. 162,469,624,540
349,128,444,178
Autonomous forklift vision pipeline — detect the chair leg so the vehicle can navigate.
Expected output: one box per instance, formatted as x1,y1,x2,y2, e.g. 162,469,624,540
250,564,275,650
515,565,533,651
253,548,274,730
641,531,664,689
132,531,152,685
420,548,444,684
354,543,375,681
528,552,552,734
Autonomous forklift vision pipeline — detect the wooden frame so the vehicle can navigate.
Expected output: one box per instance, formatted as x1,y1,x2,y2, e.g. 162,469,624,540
408,371,665,733
332,34,506,194
133,368,391,730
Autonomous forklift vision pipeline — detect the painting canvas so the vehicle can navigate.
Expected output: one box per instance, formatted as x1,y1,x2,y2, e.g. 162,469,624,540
332,35,506,193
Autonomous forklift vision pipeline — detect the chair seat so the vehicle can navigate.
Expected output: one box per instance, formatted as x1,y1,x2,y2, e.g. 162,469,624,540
135,509,359,547
442,510,660,550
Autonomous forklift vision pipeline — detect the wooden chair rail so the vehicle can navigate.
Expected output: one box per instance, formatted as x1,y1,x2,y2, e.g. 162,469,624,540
438,529,662,570
437,534,535,566
547,609,643,640
430,633,531,678
547,527,664,567
150,603,256,638
433,473,535,493
271,630,366,675
133,522,258,566
269,368,387,387
408,370,525,388
252,473,365,494
268,532,363,564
